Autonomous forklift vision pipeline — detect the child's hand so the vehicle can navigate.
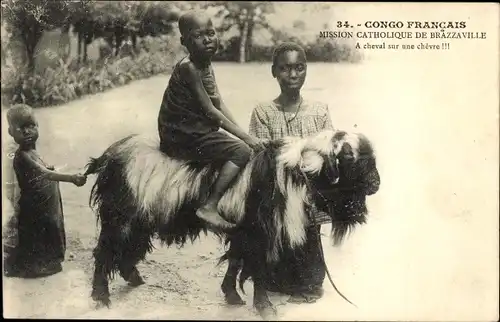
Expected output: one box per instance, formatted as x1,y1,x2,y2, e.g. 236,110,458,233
72,174,87,187
244,136,266,152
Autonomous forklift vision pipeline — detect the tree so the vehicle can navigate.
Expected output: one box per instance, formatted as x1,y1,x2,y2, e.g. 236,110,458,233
68,0,96,63
1,0,73,73
134,2,180,39
210,1,275,63
71,1,180,63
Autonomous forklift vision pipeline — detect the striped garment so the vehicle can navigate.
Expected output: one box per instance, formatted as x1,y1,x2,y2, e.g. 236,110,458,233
249,99,334,140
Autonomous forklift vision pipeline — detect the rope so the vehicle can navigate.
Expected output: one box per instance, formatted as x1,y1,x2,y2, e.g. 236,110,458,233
300,170,358,308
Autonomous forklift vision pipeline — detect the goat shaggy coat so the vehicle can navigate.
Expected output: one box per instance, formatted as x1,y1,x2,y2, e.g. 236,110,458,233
221,130,381,296
84,129,380,308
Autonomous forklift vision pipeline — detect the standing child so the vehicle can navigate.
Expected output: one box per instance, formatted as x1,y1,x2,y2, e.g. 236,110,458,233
3,139,20,276
4,104,87,278
158,11,264,232
248,42,334,303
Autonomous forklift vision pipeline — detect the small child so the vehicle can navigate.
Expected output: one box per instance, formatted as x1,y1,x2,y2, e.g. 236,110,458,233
4,104,87,278
3,138,21,276
249,42,334,303
158,11,264,232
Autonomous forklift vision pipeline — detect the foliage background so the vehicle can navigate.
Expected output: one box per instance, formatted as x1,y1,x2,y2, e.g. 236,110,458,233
1,1,362,108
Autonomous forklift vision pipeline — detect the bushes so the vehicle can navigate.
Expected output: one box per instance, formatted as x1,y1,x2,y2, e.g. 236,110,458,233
1,36,183,108
1,21,361,109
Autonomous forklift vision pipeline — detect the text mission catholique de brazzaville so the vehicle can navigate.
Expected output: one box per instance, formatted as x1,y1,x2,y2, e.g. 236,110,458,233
319,21,486,40
319,30,486,40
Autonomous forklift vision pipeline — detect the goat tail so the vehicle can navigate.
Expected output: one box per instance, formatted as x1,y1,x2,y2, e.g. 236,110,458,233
84,156,107,177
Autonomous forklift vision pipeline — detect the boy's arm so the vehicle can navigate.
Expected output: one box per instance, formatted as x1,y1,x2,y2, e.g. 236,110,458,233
217,98,239,126
18,151,77,183
211,69,239,126
181,62,252,142
249,107,272,140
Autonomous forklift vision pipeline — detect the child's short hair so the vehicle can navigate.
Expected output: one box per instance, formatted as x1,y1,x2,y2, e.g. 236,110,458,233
272,42,307,66
178,10,207,38
7,104,34,127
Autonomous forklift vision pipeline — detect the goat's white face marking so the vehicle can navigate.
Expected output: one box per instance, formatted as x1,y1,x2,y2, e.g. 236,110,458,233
332,158,340,184
332,132,361,162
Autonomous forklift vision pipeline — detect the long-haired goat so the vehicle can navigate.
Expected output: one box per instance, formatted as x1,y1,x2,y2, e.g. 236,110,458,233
219,130,380,312
83,129,379,318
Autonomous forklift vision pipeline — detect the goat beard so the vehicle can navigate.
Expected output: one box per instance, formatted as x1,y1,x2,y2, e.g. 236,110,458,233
320,155,379,246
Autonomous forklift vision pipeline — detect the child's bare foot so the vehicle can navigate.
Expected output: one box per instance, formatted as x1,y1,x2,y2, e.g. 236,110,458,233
196,204,236,232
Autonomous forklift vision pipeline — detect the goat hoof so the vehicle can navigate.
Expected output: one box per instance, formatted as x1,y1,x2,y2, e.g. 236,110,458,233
255,301,277,320
128,278,145,287
127,271,145,287
224,291,246,305
91,289,111,308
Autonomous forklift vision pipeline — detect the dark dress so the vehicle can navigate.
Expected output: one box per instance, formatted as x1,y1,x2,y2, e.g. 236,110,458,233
8,150,66,277
158,57,251,168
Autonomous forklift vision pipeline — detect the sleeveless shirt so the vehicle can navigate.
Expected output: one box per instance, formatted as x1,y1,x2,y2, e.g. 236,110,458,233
158,58,220,146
